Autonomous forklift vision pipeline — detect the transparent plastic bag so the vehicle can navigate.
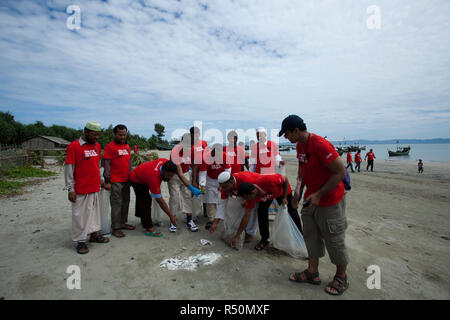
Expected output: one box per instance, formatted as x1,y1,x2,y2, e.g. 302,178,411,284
151,198,162,226
192,194,203,221
99,188,111,236
219,197,246,250
274,163,286,176
269,205,308,259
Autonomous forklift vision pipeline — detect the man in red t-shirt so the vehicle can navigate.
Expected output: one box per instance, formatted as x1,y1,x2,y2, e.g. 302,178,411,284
225,130,249,174
249,127,284,175
199,144,231,229
129,158,201,236
65,121,109,254
168,133,198,232
235,174,302,250
103,124,134,238
279,115,349,296
208,171,261,243
354,150,362,172
189,126,208,219
346,152,355,173
365,149,376,172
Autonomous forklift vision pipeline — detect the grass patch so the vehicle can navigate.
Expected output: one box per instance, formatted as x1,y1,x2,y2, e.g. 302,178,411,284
0,166,57,179
0,179,27,196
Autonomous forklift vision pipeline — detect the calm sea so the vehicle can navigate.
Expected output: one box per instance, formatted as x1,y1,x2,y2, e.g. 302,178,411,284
280,143,450,163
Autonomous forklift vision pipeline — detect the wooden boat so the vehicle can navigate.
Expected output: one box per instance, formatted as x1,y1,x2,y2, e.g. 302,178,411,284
388,146,411,156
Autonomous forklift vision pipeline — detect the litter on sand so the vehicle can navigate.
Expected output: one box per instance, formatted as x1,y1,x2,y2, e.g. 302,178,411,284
200,239,212,246
159,253,221,271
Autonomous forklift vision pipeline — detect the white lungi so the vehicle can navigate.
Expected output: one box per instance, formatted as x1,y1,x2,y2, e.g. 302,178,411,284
72,192,101,242
204,176,219,204
245,204,258,236
168,171,192,215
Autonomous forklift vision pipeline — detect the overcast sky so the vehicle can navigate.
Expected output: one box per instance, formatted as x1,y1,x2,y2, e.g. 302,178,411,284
1,0,449,143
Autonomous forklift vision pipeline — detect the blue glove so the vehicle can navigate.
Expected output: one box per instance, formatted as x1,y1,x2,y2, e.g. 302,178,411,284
188,185,202,197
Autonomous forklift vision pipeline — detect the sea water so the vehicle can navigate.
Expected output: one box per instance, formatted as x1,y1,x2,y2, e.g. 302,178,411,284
280,143,450,163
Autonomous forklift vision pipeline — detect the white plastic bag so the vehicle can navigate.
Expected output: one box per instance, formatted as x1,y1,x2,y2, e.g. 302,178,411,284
99,188,111,236
151,198,162,226
269,205,308,258
192,194,203,221
220,197,246,250
274,163,286,176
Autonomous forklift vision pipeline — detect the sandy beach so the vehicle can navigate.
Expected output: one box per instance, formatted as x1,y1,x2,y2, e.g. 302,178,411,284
0,152,449,300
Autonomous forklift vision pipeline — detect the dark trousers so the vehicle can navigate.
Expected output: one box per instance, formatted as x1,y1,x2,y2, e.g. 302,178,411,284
110,181,131,229
258,193,303,243
355,162,361,172
346,162,354,172
130,181,153,229
367,160,374,171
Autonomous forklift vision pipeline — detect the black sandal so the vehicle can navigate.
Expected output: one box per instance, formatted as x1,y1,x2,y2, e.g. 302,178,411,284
89,235,110,243
289,269,321,285
325,275,349,296
76,242,89,254
254,240,269,251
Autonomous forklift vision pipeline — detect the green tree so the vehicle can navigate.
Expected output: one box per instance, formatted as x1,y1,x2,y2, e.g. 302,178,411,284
154,123,165,142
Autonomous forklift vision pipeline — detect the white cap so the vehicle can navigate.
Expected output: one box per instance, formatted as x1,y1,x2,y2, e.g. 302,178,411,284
256,127,266,133
218,172,231,184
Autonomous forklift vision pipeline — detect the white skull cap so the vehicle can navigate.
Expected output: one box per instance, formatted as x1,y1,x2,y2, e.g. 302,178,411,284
218,172,232,184
256,127,266,133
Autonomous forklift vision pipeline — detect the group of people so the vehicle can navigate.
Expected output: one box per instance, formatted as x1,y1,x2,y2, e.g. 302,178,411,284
64,115,350,296
345,149,376,172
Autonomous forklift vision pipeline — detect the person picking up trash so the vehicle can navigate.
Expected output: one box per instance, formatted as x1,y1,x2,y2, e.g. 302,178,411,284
129,158,202,237
236,173,303,251
208,171,261,243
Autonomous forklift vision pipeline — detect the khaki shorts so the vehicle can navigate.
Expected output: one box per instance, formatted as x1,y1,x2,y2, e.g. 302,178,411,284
301,194,349,265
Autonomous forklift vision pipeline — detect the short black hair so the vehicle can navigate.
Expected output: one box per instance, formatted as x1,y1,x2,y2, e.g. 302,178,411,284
114,124,127,134
190,126,200,135
162,160,178,173
237,182,256,197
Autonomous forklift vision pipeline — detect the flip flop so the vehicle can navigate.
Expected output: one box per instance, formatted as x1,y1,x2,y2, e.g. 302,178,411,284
144,231,163,237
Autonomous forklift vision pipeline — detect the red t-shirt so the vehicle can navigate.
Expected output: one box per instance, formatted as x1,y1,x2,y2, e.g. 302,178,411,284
103,142,131,183
355,153,362,163
220,171,261,209
129,158,168,198
250,141,280,174
296,134,344,207
366,152,375,161
65,139,101,195
246,174,292,209
191,140,207,166
200,151,231,179
346,153,352,162
225,145,247,174
170,144,191,173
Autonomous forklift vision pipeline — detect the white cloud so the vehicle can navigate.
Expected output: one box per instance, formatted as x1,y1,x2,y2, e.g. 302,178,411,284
0,0,449,140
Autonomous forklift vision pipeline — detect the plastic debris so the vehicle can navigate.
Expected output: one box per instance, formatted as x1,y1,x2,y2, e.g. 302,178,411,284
159,253,221,271
200,239,212,246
